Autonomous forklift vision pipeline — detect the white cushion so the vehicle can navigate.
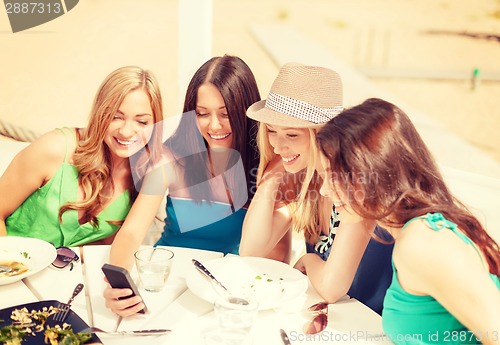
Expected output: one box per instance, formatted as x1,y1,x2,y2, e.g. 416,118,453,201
0,140,29,176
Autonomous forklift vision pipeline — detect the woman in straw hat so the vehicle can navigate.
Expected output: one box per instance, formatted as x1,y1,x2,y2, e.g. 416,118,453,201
316,98,500,344
240,63,393,315
0,66,164,247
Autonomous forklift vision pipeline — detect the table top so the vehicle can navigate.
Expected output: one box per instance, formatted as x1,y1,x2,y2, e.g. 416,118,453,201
0,244,391,344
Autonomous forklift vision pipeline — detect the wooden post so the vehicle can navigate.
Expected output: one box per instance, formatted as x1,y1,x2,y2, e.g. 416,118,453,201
178,0,213,112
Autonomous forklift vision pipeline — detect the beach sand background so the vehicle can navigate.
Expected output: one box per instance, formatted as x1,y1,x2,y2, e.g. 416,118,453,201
1,0,499,172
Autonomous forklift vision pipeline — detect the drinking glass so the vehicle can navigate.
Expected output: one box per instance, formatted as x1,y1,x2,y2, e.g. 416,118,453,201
134,247,174,292
205,295,259,345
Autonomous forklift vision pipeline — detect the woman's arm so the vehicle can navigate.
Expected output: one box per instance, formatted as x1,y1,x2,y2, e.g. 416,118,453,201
109,193,165,269
294,219,374,303
104,193,164,316
105,168,167,317
239,158,292,261
109,165,168,270
395,224,500,344
0,130,67,236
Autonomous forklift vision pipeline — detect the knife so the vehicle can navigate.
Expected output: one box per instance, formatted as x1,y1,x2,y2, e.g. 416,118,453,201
192,259,228,294
116,329,170,335
280,328,292,345
86,328,170,336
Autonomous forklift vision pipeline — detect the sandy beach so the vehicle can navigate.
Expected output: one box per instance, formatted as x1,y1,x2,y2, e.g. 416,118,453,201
211,0,500,164
1,0,499,166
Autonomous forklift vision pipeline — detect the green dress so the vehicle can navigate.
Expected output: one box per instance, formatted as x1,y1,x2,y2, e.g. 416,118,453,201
382,212,500,344
6,128,131,247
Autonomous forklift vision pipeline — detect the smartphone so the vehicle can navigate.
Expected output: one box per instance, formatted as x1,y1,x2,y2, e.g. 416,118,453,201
101,263,148,314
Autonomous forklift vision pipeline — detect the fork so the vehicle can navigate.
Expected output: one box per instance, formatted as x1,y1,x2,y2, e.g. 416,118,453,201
80,327,171,336
53,283,84,322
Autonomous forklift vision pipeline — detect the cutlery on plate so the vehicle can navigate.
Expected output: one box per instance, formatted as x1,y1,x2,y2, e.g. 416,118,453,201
192,259,228,295
53,283,84,322
81,327,171,336
280,328,292,345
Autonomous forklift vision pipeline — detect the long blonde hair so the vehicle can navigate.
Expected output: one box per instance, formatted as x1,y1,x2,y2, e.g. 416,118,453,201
256,122,328,242
59,66,164,227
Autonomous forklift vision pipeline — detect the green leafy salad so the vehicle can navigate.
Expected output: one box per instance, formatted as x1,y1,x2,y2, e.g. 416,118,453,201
0,306,92,345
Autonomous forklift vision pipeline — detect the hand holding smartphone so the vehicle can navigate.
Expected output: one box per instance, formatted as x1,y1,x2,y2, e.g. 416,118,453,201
101,263,148,314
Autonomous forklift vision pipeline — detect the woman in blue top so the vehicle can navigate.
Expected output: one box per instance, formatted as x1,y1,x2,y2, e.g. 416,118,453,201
154,55,260,254
316,98,500,344
106,55,260,316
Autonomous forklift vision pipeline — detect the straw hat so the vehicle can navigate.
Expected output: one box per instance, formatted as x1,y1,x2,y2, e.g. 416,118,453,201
247,62,343,128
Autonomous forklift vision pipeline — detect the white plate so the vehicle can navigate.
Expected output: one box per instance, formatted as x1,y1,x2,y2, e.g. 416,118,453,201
186,256,308,310
0,236,57,285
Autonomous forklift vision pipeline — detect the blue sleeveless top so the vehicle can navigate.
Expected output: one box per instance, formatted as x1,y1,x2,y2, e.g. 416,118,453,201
383,212,500,344
306,208,394,315
155,196,246,255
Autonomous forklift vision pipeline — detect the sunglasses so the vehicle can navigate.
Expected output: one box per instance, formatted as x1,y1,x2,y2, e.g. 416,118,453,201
303,301,329,334
52,247,80,270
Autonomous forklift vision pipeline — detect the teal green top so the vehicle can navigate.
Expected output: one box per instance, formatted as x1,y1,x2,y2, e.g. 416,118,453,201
382,212,500,344
6,128,131,247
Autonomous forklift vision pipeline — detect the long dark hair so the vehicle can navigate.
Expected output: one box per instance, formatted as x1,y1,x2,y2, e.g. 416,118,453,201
317,98,500,275
165,55,260,204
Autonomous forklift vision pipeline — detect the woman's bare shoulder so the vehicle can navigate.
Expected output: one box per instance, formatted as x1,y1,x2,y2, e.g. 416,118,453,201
394,219,482,274
1,129,74,185
23,128,73,163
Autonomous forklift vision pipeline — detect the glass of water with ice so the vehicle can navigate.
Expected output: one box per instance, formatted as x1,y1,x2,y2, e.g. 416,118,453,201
134,247,174,292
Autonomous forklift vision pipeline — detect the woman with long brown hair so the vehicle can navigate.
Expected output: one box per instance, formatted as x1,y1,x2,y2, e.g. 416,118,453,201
153,54,260,254
317,98,500,344
105,55,261,317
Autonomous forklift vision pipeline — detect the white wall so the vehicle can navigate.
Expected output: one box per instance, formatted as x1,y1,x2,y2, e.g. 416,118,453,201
439,163,500,243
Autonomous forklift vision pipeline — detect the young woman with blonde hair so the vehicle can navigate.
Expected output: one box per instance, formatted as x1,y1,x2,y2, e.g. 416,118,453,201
0,65,164,247
240,63,393,315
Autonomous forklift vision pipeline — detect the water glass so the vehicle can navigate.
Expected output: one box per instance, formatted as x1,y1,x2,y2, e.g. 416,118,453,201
205,296,259,345
134,247,174,292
